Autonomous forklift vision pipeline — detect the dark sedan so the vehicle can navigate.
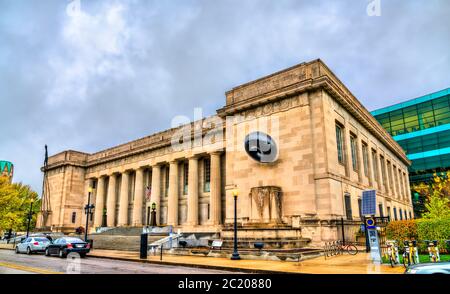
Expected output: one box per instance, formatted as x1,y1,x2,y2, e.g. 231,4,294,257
45,237,90,258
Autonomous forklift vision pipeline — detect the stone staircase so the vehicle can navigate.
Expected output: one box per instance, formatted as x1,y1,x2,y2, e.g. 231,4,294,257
220,224,311,249
88,227,169,251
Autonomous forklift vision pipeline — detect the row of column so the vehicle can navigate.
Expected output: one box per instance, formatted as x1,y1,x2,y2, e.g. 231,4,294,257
90,152,222,228
349,131,410,204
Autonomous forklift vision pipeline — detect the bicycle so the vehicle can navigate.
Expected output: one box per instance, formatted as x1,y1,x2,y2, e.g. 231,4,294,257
386,240,399,267
425,240,440,262
336,240,358,255
402,240,418,268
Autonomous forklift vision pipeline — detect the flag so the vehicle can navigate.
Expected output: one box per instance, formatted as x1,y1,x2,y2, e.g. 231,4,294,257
145,186,152,201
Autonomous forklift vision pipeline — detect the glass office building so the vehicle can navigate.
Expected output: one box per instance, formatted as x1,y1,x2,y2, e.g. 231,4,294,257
372,88,450,184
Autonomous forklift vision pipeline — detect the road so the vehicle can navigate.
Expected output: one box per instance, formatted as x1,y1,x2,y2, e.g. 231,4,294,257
0,250,235,274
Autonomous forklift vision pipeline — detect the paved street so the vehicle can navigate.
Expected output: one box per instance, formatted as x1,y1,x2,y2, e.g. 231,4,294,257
0,250,235,274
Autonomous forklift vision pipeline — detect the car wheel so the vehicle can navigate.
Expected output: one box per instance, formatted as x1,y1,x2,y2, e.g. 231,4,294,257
45,248,50,256
27,247,32,255
58,249,66,258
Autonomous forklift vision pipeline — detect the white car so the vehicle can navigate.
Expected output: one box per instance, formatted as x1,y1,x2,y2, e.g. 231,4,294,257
15,237,51,254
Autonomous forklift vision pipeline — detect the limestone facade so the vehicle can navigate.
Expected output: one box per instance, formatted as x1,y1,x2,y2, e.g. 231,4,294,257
37,59,413,244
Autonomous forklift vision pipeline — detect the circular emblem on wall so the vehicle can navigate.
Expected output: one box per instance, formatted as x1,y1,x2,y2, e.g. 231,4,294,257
244,132,278,163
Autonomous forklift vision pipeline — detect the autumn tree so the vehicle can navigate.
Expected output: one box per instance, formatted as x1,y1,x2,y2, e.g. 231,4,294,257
412,171,450,219
0,176,40,234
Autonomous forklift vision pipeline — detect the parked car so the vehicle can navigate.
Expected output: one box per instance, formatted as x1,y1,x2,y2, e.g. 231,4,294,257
10,235,26,244
405,262,450,274
45,237,90,258
15,237,51,254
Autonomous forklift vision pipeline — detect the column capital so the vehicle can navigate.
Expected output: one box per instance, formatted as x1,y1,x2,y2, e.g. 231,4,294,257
209,150,223,156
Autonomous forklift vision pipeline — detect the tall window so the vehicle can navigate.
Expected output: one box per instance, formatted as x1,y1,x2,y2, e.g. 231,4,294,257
393,165,399,196
350,134,358,171
335,124,345,164
358,198,362,218
409,211,413,219
378,204,384,217
362,143,369,177
71,212,76,224
404,210,408,220
165,166,169,197
393,207,398,221
380,156,387,190
371,150,378,183
387,206,391,220
204,158,211,192
399,208,403,220
183,161,189,195
344,194,352,220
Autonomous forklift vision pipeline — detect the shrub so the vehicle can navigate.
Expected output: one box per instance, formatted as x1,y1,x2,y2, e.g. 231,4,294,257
416,218,450,253
386,220,418,244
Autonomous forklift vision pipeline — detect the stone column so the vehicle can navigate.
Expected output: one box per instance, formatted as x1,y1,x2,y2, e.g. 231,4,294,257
167,161,179,226
132,168,144,226
94,176,106,228
187,156,199,226
118,171,130,226
150,165,161,225
405,171,412,204
106,174,117,227
210,152,221,225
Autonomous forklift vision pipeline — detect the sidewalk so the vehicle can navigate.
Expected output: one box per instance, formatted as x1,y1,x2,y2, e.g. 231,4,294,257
89,249,405,274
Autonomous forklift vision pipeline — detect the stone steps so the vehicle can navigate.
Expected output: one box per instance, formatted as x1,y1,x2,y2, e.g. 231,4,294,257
88,234,165,251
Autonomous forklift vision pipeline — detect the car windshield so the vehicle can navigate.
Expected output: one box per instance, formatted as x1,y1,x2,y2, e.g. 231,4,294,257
35,238,49,242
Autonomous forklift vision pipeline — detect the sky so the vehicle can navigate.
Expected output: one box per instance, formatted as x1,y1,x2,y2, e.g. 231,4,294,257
1,0,449,194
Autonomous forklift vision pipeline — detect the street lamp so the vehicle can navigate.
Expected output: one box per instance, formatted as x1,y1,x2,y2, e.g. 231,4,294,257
84,187,95,242
150,202,157,226
26,198,34,238
230,188,241,260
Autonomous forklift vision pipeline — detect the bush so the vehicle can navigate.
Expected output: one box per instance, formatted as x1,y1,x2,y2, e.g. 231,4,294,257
416,218,450,253
386,220,418,244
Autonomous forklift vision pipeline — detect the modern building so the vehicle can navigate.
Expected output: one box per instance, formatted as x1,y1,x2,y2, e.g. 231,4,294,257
372,88,450,184
37,59,413,245
0,160,14,182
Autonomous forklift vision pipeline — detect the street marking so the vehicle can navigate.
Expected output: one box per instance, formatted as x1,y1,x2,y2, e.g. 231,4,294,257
0,261,63,274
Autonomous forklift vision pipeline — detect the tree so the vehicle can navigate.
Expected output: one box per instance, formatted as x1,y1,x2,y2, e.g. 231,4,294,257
412,171,450,219
0,177,40,233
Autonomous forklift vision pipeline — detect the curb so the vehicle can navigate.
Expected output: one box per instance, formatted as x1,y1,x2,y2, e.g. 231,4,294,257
0,247,14,251
88,253,301,274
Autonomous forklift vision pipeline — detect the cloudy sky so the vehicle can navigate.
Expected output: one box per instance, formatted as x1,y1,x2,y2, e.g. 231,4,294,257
1,0,449,193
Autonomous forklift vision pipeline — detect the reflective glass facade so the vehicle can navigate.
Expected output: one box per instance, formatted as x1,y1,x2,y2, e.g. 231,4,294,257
372,88,450,183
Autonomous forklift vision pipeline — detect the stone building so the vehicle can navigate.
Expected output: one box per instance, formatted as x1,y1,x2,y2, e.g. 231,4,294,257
37,59,414,245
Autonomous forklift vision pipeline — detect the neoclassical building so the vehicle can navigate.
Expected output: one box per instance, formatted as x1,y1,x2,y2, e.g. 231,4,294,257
37,59,414,244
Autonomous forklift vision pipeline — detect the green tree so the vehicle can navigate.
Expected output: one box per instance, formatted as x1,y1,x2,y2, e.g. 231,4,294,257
412,171,450,219
422,192,450,220
0,177,40,233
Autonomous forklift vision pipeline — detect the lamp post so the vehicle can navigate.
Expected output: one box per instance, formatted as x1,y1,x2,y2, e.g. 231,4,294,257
26,198,34,238
84,187,95,242
230,188,241,260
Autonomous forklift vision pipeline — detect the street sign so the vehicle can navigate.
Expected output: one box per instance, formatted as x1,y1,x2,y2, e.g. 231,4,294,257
362,190,376,216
